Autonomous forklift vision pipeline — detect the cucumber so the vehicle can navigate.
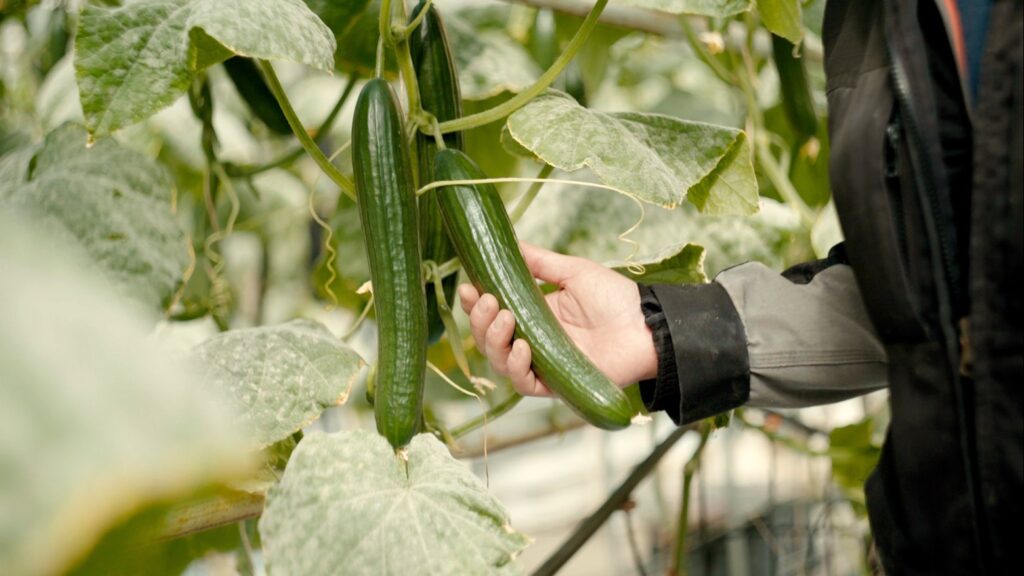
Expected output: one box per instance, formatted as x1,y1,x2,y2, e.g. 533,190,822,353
771,34,818,142
352,78,428,448
409,0,462,344
223,57,292,135
433,149,634,430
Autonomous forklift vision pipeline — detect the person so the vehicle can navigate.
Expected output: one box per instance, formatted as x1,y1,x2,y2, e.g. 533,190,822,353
460,0,1021,574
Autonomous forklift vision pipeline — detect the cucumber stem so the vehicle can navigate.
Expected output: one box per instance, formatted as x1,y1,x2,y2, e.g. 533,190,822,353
510,163,554,223
227,73,360,177
451,393,524,440
424,260,472,378
679,16,736,86
256,60,357,201
396,0,435,39
434,0,610,134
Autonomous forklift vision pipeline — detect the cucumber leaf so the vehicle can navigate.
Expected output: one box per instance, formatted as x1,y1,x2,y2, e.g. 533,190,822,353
0,212,250,576
505,91,758,214
75,0,336,137
0,124,189,312
757,0,803,44
260,431,530,576
194,319,366,451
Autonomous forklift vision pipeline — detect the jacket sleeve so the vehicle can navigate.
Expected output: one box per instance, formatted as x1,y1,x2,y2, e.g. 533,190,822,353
638,246,888,425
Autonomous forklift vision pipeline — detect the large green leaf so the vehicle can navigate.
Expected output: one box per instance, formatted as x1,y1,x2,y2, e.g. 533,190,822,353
75,0,336,136
505,91,758,214
194,319,366,451
260,431,531,576
757,0,803,44
617,0,751,17
0,212,250,576
447,14,541,100
0,124,189,311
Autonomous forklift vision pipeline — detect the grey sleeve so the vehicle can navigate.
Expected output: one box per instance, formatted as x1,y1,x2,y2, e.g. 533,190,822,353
638,253,888,423
715,261,888,408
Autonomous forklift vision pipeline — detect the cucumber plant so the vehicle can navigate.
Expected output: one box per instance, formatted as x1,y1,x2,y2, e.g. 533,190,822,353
0,0,839,574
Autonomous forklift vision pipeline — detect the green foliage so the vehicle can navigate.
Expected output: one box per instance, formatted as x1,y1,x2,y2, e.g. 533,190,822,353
75,0,335,136
0,124,189,311
757,0,803,44
259,431,531,575
613,243,709,285
194,319,366,450
505,91,758,213
0,213,250,576
829,419,883,514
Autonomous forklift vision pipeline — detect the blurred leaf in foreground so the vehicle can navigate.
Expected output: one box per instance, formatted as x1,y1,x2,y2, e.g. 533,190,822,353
0,211,251,576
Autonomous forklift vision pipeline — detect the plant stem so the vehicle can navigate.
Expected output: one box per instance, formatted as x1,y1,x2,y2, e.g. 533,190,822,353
392,0,423,185
436,256,461,279
436,0,610,134
679,16,735,86
533,423,696,576
379,0,394,47
227,73,360,177
510,163,554,223
757,138,815,227
256,60,357,201
397,0,435,38
425,261,471,377
451,393,524,439
458,418,586,459
729,36,815,227
157,491,265,541
672,423,712,576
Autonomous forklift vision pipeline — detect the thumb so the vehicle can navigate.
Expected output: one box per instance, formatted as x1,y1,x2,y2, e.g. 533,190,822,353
520,242,588,285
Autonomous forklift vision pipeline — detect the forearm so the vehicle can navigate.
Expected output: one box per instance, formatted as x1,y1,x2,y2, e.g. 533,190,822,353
640,251,888,424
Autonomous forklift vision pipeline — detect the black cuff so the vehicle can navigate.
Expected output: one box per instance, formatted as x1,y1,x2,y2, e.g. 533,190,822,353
638,284,682,419
638,283,750,425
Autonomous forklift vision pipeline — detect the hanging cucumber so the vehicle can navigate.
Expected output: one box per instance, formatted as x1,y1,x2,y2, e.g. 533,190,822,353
352,78,428,449
409,0,463,344
771,35,818,142
223,57,291,135
433,149,634,430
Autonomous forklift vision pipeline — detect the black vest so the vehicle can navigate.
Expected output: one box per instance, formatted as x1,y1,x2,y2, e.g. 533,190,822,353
824,0,1022,573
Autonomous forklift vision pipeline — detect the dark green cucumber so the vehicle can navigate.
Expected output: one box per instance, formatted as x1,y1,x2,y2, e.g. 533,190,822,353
223,57,291,135
352,78,427,448
771,35,818,141
434,149,634,430
410,0,462,344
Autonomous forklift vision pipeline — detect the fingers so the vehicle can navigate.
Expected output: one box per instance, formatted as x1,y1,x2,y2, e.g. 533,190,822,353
458,283,479,314
467,293,499,353
458,284,551,397
520,243,587,286
508,339,551,397
484,310,516,373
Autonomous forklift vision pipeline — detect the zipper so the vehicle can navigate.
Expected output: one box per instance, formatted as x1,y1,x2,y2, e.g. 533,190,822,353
883,0,986,569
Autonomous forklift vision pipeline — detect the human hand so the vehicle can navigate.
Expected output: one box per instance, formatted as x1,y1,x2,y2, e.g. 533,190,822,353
458,243,657,397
